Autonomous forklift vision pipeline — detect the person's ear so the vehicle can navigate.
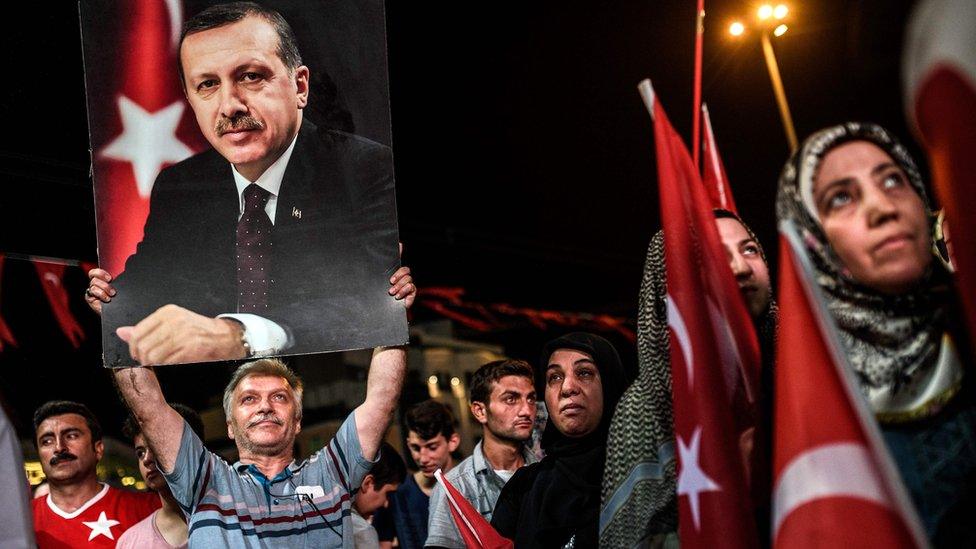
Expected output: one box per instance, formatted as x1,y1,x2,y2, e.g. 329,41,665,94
226,421,235,441
447,432,461,453
295,66,309,109
94,440,105,461
470,401,488,425
361,474,375,493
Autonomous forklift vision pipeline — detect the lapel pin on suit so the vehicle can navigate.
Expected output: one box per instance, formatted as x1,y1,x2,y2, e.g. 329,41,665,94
292,206,302,219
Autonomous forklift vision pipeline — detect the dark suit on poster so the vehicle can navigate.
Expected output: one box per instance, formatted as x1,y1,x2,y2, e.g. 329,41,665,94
101,121,407,367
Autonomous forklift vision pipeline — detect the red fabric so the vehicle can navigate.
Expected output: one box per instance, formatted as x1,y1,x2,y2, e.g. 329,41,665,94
913,65,976,357
701,105,738,213
436,471,513,549
652,91,759,548
90,0,207,276
34,262,85,348
772,235,921,548
0,255,17,350
32,485,160,548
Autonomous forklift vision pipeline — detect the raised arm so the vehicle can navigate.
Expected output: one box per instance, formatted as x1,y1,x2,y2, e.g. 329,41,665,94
113,367,184,473
354,346,406,461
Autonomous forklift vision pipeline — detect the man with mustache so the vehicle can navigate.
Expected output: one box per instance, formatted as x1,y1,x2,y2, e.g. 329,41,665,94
112,345,407,547
425,359,539,549
116,404,204,549
85,1,411,366
31,401,159,548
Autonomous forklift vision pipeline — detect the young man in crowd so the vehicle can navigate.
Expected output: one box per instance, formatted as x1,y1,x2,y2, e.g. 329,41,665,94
374,400,461,549
425,359,539,548
351,441,407,548
116,404,205,549
31,401,159,547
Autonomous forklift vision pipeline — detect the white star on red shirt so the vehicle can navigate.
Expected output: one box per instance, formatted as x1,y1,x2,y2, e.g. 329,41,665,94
100,95,194,198
82,510,120,541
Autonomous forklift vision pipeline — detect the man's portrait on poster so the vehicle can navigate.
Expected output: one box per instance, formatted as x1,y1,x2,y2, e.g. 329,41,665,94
83,1,408,367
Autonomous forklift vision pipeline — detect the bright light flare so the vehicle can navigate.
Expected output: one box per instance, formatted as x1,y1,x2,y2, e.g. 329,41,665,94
450,377,461,387
773,4,789,19
427,375,438,385
758,4,774,20
774,24,788,36
729,21,745,36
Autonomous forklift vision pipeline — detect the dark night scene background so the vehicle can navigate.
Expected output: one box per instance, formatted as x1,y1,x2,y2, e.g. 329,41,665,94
0,0,921,479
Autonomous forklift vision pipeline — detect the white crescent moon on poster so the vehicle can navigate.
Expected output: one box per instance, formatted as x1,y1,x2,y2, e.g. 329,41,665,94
164,0,183,51
667,294,694,387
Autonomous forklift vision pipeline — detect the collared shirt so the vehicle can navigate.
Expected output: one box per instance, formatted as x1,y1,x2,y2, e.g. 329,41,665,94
163,412,374,548
230,133,299,224
219,133,300,354
425,441,539,548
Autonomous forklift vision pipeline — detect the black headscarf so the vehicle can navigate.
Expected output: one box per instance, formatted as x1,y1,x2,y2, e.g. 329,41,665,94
492,332,633,548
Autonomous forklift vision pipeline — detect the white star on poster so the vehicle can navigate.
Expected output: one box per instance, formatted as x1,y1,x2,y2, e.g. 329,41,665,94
82,511,120,541
676,426,721,530
100,95,194,198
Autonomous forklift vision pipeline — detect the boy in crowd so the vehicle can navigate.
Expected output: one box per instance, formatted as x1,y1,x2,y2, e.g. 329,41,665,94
117,404,205,549
351,441,407,548
374,400,460,549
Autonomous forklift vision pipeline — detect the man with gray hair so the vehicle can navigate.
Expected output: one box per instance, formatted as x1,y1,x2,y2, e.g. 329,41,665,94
113,346,407,547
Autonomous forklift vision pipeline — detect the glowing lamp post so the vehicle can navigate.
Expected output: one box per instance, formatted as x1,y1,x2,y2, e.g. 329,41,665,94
729,4,798,152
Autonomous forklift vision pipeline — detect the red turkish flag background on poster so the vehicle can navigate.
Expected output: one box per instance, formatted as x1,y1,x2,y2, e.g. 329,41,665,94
772,225,926,548
84,0,208,276
640,80,760,548
700,104,738,214
904,0,976,354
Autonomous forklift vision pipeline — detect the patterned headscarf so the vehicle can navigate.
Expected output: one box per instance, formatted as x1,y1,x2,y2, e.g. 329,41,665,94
775,121,948,404
600,218,778,546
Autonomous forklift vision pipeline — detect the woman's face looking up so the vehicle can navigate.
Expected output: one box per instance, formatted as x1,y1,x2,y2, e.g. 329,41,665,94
812,140,932,294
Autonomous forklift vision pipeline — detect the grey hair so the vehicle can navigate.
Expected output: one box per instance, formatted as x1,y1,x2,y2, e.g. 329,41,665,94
222,358,304,421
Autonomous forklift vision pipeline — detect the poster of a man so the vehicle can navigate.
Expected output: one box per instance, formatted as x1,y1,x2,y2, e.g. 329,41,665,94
80,1,409,367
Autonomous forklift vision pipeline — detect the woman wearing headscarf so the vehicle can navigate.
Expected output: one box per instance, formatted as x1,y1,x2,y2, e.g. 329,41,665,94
775,122,976,544
491,332,635,548
599,211,778,547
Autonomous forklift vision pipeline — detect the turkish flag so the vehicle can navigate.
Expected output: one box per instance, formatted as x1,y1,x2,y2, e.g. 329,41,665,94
34,262,86,349
701,103,738,214
434,470,513,549
0,255,17,351
772,223,927,548
638,80,760,548
904,0,976,354
82,0,208,276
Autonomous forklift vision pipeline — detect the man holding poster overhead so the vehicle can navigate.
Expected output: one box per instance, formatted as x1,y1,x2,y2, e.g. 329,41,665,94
84,2,410,366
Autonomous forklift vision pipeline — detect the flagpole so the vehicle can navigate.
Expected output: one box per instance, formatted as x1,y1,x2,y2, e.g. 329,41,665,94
692,0,705,169
759,31,798,153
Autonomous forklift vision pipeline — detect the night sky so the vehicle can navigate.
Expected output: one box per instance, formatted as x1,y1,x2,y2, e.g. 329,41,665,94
0,0,920,437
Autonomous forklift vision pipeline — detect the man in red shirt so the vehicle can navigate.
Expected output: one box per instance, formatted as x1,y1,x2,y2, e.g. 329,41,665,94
31,401,159,548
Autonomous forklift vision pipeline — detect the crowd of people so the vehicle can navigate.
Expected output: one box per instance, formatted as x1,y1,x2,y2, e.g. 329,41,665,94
11,1,974,548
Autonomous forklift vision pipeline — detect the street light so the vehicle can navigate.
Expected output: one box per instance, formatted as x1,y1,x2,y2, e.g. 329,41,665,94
727,3,798,152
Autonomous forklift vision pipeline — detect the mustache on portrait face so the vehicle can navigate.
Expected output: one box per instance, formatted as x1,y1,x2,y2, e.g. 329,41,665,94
246,412,284,429
50,451,77,466
215,114,264,135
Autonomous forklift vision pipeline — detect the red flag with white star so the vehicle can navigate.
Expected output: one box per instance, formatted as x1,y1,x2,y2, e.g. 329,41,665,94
81,0,207,276
701,103,738,214
638,80,760,548
772,221,926,548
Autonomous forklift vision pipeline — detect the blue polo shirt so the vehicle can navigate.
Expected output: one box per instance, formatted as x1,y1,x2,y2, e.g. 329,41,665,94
163,413,374,548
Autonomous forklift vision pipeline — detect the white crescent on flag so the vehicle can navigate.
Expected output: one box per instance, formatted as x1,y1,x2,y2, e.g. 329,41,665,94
772,442,890,539
667,294,695,388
